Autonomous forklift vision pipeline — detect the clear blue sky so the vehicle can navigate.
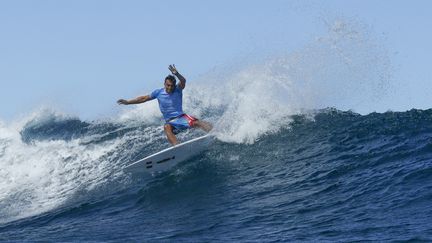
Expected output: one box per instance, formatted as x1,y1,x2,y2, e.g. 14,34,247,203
1,0,431,121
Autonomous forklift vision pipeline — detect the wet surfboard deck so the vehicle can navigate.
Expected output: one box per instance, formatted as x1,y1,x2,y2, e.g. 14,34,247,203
123,134,213,174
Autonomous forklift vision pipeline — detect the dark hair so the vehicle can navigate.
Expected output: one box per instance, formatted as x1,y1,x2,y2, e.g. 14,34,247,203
165,75,176,84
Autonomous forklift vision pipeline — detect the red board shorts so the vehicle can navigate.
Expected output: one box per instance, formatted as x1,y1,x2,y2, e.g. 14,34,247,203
166,114,198,134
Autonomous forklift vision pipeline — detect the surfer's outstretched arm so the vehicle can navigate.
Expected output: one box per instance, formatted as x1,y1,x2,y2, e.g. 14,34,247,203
169,64,186,89
117,95,152,105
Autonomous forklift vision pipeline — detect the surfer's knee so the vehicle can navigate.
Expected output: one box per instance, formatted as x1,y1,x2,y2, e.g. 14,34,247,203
164,124,173,132
194,120,212,132
205,121,213,130
192,120,202,128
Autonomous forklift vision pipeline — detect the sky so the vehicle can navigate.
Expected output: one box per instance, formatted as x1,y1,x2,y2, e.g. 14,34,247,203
0,0,431,121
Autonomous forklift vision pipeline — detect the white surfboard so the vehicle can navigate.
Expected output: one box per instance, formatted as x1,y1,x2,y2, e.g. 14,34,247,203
123,134,213,174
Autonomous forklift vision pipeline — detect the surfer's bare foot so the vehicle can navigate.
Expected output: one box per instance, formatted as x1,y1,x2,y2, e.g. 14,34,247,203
194,120,213,133
164,124,178,145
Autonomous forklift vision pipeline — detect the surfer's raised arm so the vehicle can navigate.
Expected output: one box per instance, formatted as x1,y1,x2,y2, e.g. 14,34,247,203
117,95,152,105
168,64,186,89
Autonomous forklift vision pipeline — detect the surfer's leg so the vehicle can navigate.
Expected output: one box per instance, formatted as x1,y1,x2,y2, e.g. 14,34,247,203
193,120,213,132
164,124,178,145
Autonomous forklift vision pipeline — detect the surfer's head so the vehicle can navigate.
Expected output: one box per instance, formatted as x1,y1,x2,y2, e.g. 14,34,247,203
164,75,176,93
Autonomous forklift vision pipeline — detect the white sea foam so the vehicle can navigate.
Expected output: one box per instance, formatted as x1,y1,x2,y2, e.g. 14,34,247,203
181,18,390,144
0,112,130,224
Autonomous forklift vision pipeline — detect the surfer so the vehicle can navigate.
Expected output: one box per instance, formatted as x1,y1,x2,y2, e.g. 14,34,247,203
117,64,213,145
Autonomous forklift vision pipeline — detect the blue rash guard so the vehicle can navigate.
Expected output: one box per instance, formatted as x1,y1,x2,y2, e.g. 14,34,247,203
150,85,184,121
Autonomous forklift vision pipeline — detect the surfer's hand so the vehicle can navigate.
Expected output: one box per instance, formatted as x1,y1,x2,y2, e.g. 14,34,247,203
117,99,129,105
168,64,178,75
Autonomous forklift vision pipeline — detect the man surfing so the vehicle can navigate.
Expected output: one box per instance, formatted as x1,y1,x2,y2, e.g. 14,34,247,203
117,64,213,145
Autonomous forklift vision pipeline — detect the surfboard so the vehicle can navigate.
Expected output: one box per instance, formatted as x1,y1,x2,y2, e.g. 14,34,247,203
123,134,213,174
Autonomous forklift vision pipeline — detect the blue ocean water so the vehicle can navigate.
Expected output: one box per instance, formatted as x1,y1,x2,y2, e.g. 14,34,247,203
1,108,431,241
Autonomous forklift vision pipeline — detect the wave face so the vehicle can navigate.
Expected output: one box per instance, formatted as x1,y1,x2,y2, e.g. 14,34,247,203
0,108,432,241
